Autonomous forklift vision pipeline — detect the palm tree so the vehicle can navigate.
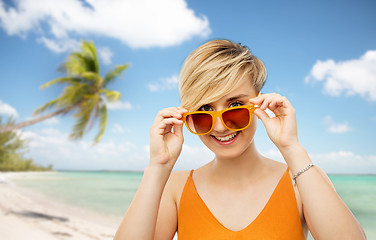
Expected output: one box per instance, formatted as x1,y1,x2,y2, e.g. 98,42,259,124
0,40,128,143
0,117,52,171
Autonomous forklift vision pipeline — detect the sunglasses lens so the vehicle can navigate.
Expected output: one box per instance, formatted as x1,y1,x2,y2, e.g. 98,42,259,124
222,108,250,130
186,113,212,134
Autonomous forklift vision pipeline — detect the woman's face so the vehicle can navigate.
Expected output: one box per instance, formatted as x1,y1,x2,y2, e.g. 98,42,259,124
197,80,259,159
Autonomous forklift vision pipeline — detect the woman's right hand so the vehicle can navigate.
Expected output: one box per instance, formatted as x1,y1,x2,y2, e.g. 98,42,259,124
149,107,187,170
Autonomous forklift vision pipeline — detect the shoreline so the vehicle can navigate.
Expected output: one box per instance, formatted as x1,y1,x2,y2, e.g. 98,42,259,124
0,171,121,240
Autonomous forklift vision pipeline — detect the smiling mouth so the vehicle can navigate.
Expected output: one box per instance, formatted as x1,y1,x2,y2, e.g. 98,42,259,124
213,132,239,142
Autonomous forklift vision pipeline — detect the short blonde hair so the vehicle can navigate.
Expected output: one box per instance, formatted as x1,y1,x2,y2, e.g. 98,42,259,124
179,39,267,111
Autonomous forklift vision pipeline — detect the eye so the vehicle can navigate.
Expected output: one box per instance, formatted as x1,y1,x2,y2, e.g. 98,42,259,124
198,105,213,111
229,101,243,108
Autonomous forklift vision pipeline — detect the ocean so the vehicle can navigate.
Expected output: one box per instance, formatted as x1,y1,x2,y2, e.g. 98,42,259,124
9,171,376,239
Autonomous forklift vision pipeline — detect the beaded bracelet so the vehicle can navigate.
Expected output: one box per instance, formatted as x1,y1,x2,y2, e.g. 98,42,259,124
292,163,314,186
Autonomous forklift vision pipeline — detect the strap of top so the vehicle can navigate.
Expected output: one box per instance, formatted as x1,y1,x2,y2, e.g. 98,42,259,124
178,165,304,240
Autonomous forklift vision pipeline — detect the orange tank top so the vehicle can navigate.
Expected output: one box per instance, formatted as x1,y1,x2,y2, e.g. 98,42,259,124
177,168,305,239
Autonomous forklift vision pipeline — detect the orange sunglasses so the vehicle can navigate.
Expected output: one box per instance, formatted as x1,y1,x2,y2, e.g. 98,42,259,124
182,105,256,135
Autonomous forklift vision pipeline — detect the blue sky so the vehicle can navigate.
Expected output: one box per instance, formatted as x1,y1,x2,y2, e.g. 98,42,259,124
0,0,375,173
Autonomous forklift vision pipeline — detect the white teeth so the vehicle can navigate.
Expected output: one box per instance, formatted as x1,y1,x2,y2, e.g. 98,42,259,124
214,132,238,142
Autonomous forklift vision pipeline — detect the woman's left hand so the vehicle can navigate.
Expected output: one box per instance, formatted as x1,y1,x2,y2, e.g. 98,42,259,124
249,93,300,152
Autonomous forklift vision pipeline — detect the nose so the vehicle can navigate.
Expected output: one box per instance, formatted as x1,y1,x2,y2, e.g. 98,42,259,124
211,116,228,133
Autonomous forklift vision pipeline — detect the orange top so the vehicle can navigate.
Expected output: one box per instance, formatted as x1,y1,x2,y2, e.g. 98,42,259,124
177,168,305,239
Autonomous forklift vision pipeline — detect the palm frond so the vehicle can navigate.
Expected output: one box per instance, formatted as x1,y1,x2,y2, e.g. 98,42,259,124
100,89,121,102
59,41,100,76
61,53,87,76
81,41,99,73
40,77,82,89
86,101,100,132
93,104,107,144
104,64,129,86
80,72,102,87
57,83,88,108
93,102,100,119
33,99,59,115
69,96,99,140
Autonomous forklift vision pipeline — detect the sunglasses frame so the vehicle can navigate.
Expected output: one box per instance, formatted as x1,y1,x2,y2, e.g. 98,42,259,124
182,105,256,135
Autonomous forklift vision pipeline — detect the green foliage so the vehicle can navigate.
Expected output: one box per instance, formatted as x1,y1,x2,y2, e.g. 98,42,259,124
94,104,107,143
0,118,52,171
34,40,129,144
104,64,129,86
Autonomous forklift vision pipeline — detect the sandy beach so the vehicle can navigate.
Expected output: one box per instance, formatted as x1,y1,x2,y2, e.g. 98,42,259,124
0,172,121,240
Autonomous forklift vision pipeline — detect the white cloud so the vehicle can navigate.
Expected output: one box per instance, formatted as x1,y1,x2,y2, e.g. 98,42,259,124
259,148,376,174
327,124,352,134
22,127,214,171
98,46,113,65
106,100,132,110
173,145,213,171
308,151,376,174
22,128,146,170
37,37,80,53
111,123,130,134
0,100,18,118
0,0,211,51
305,50,376,101
260,148,284,162
20,127,376,174
324,116,353,133
147,75,179,92
144,144,213,171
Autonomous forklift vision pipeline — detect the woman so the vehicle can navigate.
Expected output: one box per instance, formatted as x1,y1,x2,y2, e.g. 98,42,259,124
115,40,366,239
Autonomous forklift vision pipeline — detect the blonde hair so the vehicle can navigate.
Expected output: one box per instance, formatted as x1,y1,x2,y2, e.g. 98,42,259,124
179,39,267,111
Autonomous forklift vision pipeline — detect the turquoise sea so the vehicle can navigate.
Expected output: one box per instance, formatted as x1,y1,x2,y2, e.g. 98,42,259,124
9,171,376,239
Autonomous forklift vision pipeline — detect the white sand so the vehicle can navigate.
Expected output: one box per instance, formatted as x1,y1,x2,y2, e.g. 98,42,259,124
0,172,121,240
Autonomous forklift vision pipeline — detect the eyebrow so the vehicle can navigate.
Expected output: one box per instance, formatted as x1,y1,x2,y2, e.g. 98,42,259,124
226,94,249,102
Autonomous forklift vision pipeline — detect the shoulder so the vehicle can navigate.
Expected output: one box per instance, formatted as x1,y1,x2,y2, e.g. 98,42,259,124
164,170,192,203
170,169,192,181
261,157,289,178
168,170,192,189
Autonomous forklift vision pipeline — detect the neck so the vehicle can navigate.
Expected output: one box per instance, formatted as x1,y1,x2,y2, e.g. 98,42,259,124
209,141,265,185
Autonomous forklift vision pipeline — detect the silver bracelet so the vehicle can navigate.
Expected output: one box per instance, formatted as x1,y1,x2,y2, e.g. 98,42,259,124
292,163,314,186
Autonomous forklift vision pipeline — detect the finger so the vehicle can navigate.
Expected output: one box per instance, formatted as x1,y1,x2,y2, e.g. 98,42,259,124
260,95,278,110
249,94,265,105
254,108,270,126
154,118,183,135
269,98,285,111
177,106,189,113
160,118,183,129
251,93,296,121
268,96,294,115
249,93,276,107
160,109,182,119
155,108,185,123
173,121,184,139
252,94,288,112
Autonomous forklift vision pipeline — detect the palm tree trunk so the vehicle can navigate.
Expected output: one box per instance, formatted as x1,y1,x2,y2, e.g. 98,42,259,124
0,106,75,134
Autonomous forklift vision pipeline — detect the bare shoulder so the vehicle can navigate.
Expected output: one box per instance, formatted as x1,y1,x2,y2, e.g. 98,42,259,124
262,157,289,176
169,170,192,188
165,170,192,203
170,169,192,180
